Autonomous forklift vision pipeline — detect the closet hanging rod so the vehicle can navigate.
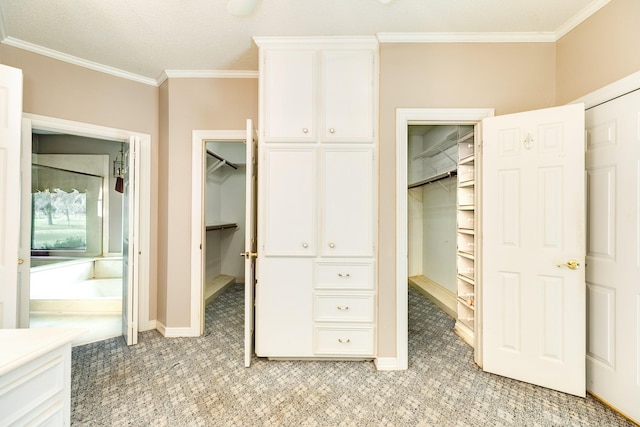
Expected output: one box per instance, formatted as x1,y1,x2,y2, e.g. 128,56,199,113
206,149,238,170
408,170,457,189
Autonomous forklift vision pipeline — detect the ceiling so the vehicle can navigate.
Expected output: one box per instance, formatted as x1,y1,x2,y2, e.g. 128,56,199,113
0,0,608,85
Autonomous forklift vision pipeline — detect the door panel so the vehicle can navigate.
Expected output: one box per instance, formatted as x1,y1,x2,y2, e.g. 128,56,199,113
0,65,22,329
482,103,585,396
264,50,316,141
585,89,640,423
122,136,139,345
262,148,317,256
321,50,374,142
244,119,257,367
321,147,374,257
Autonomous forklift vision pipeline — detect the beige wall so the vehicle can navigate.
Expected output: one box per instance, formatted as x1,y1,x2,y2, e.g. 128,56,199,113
377,42,557,356
556,0,640,104
0,44,160,323
157,77,258,327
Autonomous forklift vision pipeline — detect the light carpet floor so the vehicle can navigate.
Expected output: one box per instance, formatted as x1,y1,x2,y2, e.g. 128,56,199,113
70,284,635,426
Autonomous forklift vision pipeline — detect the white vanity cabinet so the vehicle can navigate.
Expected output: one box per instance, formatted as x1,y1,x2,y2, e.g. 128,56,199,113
0,328,84,426
254,36,378,360
261,39,375,143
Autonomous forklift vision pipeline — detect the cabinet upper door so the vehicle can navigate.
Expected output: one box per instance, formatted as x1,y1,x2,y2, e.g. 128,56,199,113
321,147,374,257
264,50,316,142
261,148,317,256
321,50,375,142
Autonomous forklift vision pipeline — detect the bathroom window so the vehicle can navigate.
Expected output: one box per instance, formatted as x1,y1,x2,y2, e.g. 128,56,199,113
31,164,103,256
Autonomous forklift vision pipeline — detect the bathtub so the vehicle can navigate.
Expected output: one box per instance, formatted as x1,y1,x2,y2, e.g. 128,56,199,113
30,257,123,314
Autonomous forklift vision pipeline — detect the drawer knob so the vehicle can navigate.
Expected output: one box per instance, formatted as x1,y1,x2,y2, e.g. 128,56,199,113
338,338,351,343
329,242,335,248
302,128,309,134
302,242,308,248
329,128,335,134
337,273,350,278
337,305,350,310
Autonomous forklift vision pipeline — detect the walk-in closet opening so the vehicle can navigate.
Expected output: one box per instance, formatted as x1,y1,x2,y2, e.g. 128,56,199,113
406,123,478,347
29,132,126,345
202,140,247,322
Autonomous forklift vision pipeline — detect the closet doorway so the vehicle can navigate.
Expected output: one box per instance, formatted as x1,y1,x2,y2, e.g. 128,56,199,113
190,121,257,358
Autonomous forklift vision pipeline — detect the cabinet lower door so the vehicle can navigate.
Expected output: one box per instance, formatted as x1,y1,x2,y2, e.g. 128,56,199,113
255,258,313,357
262,147,317,256
321,147,374,257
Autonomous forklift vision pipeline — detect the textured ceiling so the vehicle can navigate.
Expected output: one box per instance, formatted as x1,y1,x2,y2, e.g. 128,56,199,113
0,0,608,84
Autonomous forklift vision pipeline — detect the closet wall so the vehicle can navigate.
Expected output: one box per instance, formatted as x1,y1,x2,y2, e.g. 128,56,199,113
204,142,246,303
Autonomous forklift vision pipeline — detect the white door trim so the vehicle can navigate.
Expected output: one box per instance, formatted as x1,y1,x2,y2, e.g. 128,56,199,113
22,113,152,332
394,108,494,371
190,129,246,337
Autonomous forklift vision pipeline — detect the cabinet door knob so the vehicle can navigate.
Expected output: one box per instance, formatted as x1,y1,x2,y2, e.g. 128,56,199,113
302,128,309,134
329,128,335,134
302,242,308,248
329,242,335,248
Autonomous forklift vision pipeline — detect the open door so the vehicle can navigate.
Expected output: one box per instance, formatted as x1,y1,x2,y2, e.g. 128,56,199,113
482,103,586,396
122,136,140,345
243,119,258,367
0,65,23,329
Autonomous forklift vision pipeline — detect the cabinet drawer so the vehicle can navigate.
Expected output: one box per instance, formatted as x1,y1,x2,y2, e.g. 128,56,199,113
458,163,474,183
314,326,374,356
314,294,374,322
457,233,474,255
457,187,474,206
315,262,374,290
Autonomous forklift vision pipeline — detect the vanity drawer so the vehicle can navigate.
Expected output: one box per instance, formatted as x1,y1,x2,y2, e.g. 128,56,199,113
314,294,374,323
314,326,374,356
315,261,374,290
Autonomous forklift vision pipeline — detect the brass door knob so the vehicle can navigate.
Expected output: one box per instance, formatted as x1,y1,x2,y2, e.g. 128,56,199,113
18,258,24,265
557,259,579,270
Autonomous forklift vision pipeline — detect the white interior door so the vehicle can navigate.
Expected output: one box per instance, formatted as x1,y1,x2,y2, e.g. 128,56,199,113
585,89,640,423
243,119,257,367
18,119,32,327
482,103,586,396
0,65,23,329
122,136,140,345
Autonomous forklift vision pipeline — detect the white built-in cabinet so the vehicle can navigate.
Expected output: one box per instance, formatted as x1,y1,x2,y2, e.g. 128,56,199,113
454,130,477,346
254,36,378,359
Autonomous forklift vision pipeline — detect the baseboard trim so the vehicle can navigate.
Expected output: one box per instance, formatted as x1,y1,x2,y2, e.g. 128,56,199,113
155,321,199,338
139,319,156,332
375,357,404,371
409,275,457,319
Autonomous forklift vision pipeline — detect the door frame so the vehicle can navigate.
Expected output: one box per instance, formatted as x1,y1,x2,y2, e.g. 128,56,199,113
22,113,152,332
395,108,494,370
190,129,247,336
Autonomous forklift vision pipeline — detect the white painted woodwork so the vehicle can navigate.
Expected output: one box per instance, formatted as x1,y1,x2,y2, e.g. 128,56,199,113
0,328,84,426
255,37,377,360
244,119,257,368
262,148,317,256
263,50,316,142
18,115,31,327
122,136,140,346
321,50,374,142
314,293,375,323
482,103,586,396
321,147,374,257
315,261,374,290
255,258,314,357
585,89,640,423
314,326,375,355
0,65,22,329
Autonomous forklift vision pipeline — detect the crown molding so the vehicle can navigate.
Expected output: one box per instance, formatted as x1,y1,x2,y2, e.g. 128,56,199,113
1,36,158,86
556,0,611,40
157,70,258,86
377,32,556,43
